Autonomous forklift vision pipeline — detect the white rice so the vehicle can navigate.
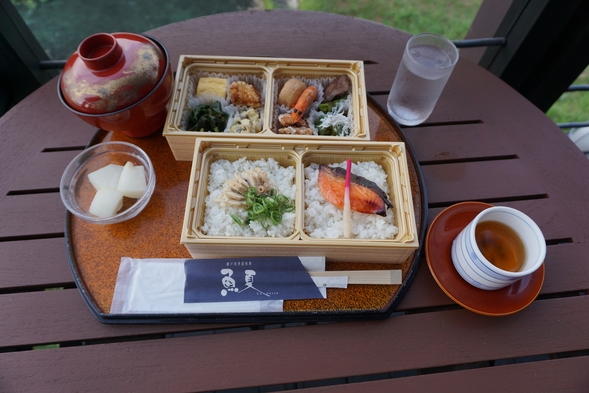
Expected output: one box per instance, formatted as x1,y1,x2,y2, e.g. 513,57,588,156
304,161,398,239
201,157,296,237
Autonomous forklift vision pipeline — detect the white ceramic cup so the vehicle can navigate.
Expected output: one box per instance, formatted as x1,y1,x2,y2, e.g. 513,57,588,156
451,206,546,290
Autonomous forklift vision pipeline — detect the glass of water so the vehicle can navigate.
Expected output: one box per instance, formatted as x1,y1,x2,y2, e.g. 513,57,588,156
387,33,459,126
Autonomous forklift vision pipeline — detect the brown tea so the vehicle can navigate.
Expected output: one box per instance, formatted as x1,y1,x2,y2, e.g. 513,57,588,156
475,220,525,272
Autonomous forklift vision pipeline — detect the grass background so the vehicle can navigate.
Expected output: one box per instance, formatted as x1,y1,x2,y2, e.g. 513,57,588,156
294,0,588,127
298,0,481,40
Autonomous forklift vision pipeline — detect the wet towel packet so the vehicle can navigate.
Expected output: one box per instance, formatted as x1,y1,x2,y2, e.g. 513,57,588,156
184,256,324,303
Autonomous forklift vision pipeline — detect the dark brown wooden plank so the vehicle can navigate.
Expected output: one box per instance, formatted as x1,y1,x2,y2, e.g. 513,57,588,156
6,150,82,192
295,356,589,393
423,59,509,123
401,122,518,163
0,80,96,198
540,243,589,294
421,160,548,205
0,193,64,238
395,260,453,310
0,238,72,289
1,296,587,392
0,288,250,348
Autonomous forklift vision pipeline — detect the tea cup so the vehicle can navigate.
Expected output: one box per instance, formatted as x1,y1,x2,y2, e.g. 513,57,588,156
451,206,545,290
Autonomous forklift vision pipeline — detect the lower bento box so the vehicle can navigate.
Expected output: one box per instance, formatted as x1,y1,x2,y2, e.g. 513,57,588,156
181,138,418,264
163,55,370,161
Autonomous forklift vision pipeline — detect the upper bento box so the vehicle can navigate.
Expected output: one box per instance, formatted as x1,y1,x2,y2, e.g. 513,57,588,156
163,55,370,161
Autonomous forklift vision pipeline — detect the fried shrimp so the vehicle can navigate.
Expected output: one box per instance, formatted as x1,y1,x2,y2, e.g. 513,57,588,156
228,81,262,108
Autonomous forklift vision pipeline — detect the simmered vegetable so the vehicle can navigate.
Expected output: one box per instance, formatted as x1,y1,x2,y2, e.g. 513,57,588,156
116,162,147,198
88,164,123,190
86,162,147,218
89,189,124,218
278,78,307,108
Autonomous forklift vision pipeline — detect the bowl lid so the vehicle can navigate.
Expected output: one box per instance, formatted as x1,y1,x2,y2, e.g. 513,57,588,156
60,32,166,114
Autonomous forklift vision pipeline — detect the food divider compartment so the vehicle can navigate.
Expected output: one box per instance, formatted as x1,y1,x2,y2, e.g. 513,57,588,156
271,66,368,140
164,59,272,161
300,147,414,245
163,55,369,161
183,139,301,244
181,138,418,264
182,64,268,130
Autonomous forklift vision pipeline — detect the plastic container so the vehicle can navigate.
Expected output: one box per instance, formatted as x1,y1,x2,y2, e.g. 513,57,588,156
181,138,418,264
60,142,156,224
163,55,370,161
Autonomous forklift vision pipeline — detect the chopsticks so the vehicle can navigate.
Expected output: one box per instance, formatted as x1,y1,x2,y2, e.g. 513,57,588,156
310,270,402,285
343,158,352,238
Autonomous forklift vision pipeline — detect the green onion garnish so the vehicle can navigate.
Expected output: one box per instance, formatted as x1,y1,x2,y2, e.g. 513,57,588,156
230,186,294,229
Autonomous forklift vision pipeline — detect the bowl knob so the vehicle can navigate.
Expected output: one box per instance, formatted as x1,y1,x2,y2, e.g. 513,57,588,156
78,33,124,71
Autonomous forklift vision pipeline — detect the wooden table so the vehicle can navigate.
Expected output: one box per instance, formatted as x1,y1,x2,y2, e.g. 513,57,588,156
2,10,589,392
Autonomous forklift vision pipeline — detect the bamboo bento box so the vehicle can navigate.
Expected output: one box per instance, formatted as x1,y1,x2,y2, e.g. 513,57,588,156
163,55,370,161
180,138,419,264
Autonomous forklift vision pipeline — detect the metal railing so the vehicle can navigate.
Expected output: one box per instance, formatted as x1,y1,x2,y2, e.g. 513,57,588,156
39,60,67,70
453,37,507,48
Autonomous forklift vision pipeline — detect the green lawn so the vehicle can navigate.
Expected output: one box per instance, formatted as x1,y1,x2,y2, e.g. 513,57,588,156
299,0,482,40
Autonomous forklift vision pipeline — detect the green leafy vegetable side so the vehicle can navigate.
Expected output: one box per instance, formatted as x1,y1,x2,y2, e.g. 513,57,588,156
318,98,346,114
230,187,295,229
187,101,229,132
314,116,345,136
316,97,349,136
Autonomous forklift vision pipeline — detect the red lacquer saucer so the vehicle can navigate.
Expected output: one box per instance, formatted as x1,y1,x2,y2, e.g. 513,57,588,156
426,202,545,316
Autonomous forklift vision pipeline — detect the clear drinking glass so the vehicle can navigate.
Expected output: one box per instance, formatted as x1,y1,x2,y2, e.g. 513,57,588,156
387,33,459,126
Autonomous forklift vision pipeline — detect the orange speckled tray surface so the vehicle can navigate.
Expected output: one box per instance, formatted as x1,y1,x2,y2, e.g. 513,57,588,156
66,95,427,323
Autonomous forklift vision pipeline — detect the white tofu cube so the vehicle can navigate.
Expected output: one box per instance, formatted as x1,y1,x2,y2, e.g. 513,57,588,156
116,162,147,198
88,164,123,190
89,189,124,218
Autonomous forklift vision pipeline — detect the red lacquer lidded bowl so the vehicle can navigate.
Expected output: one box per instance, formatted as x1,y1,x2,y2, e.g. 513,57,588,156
58,32,173,138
